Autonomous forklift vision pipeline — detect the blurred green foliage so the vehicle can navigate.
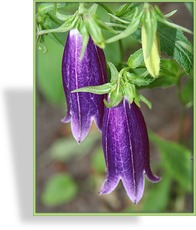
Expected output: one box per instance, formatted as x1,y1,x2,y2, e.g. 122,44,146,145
41,173,78,206
48,134,100,161
179,78,193,108
37,36,65,104
150,132,193,193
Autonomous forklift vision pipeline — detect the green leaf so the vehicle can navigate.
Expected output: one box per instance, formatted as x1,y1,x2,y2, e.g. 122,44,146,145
104,37,121,65
48,135,99,162
184,3,193,16
139,95,152,109
108,13,130,24
131,68,149,78
157,16,193,35
147,59,181,88
107,62,119,81
115,3,133,17
149,132,193,192
179,78,193,108
37,36,64,104
157,22,193,76
176,41,193,54
37,3,66,15
106,9,141,44
41,174,78,206
124,83,135,104
78,23,89,60
88,3,98,16
55,11,70,21
38,14,77,35
127,48,144,68
104,84,123,108
164,10,177,18
71,83,113,95
142,177,171,212
85,16,105,48
115,3,143,18
131,22,193,77
126,71,154,87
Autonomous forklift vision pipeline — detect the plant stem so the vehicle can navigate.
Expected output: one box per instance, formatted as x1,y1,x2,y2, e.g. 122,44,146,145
118,39,123,61
98,3,113,14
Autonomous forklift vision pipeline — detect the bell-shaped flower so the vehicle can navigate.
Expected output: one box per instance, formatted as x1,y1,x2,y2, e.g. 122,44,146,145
61,29,107,143
100,99,160,204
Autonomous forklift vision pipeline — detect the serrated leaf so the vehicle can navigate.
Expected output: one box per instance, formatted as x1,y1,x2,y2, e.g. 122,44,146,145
131,68,149,78
41,174,78,206
176,41,193,54
127,48,144,68
126,71,154,87
71,83,113,95
147,59,181,88
131,22,193,77
149,132,193,192
157,22,193,76
157,16,193,35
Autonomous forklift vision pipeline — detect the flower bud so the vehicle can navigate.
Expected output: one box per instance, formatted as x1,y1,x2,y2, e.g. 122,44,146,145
61,29,107,143
142,27,160,78
100,99,160,204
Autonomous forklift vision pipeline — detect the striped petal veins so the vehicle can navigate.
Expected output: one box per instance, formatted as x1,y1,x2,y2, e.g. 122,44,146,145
61,29,107,143
100,99,160,204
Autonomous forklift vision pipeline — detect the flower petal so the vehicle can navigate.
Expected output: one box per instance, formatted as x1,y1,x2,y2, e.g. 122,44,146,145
100,99,160,203
61,29,107,143
124,101,160,184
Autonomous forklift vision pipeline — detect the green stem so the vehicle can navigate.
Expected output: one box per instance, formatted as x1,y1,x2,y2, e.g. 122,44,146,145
47,12,61,26
78,3,85,14
118,39,123,61
97,3,113,14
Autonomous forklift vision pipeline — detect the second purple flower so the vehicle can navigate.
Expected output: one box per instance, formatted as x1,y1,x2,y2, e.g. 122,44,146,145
100,99,160,204
61,29,107,143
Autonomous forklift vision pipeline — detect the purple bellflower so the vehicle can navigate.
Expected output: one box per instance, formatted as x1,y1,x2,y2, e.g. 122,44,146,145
100,99,160,204
61,29,107,143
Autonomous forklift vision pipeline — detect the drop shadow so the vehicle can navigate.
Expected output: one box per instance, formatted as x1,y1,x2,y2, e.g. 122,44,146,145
4,88,139,224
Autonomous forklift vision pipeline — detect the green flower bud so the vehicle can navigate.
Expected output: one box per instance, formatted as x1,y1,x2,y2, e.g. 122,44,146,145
141,27,160,78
